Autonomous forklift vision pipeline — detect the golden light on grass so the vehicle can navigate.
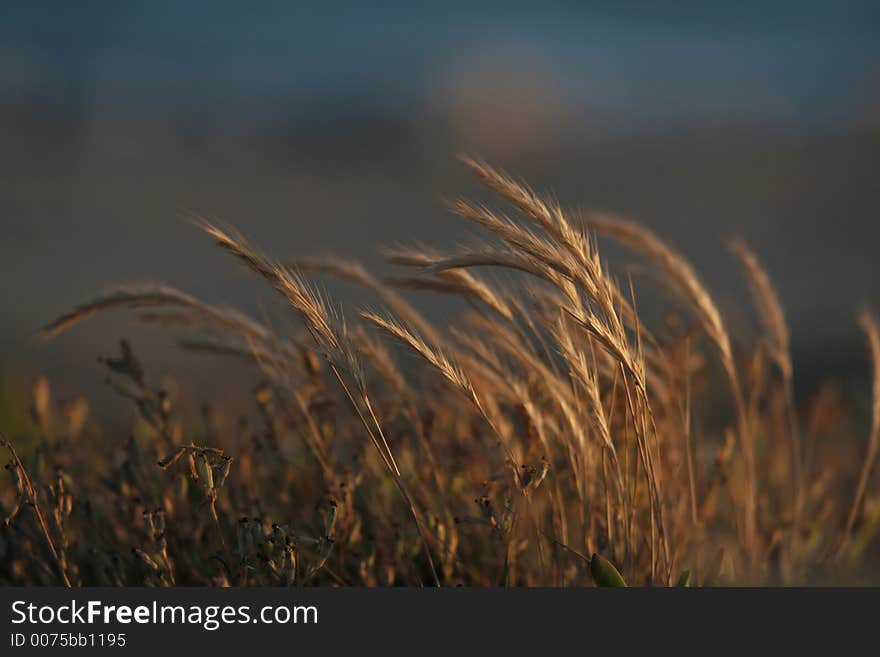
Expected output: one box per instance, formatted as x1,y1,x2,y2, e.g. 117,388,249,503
1,158,877,587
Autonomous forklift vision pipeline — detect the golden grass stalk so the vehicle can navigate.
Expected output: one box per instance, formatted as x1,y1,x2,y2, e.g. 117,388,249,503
1,435,72,587
202,223,442,584
201,224,341,355
450,161,670,573
387,271,514,322
583,215,733,379
361,311,477,407
729,238,803,547
584,212,757,557
838,310,880,558
42,286,270,342
285,256,445,345
460,156,591,264
728,239,791,379
29,156,880,586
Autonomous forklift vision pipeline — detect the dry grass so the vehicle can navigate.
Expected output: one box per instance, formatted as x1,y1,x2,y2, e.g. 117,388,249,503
1,158,878,586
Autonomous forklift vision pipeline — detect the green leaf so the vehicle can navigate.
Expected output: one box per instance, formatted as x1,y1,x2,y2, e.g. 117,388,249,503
590,553,627,587
676,569,691,587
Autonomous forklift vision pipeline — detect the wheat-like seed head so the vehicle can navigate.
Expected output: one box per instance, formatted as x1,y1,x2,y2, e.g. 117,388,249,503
551,315,613,451
200,222,341,355
361,310,477,404
584,213,733,367
729,238,791,379
42,286,273,342
34,156,880,586
290,254,445,346
460,156,591,261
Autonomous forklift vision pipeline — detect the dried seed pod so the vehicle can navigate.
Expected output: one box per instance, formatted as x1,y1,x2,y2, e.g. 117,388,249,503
193,452,214,492
186,452,198,480
215,456,234,489
133,548,160,572
157,446,186,470
519,457,550,492
285,544,297,585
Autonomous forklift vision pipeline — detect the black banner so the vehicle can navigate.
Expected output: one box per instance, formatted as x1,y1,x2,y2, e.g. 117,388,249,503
0,587,876,654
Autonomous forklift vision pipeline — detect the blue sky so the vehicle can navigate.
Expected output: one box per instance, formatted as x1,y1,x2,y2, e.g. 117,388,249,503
3,2,879,124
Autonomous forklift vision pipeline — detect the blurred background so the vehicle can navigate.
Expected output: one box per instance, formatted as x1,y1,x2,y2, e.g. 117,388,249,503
2,1,880,424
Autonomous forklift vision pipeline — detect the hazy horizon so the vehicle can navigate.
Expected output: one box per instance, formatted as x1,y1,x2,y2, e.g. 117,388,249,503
3,2,879,416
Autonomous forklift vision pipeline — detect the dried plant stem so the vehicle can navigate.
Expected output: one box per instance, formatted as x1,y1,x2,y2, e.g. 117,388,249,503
586,214,757,557
729,239,803,538
329,365,440,586
682,338,699,529
201,222,440,586
1,435,72,587
838,311,880,559
27,156,880,587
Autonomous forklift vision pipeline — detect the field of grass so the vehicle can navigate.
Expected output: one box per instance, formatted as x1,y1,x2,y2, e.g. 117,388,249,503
2,158,878,586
